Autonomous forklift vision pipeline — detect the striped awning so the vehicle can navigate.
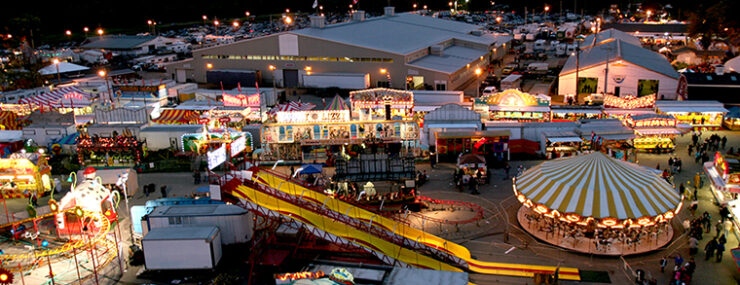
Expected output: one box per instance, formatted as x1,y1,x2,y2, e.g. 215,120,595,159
515,152,681,220
0,111,18,130
19,86,92,108
151,109,199,124
326,95,349,111
267,102,316,115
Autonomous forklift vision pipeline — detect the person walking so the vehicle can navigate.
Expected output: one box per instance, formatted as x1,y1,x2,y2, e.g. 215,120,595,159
705,238,717,261
716,241,726,262
160,185,168,198
660,256,668,272
722,136,727,149
503,162,511,180
716,220,724,237
193,169,201,184
673,254,684,271
720,205,730,222
144,184,150,198
703,212,712,233
694,173,701,191
688,236,699,255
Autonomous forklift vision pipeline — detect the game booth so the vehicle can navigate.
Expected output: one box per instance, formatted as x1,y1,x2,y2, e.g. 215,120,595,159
655,100,728,130
543,132,586,159
625,114,680,152
723,106,740,130
0,152,53,198
601,94,657,119
550,105,602,122
350,88,414,121
474,89,550,122
514,152,682,255
456,153,488,185
704,152,740,205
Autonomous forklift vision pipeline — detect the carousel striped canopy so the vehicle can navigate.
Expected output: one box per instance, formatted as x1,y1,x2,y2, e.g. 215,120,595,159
515,152,681,220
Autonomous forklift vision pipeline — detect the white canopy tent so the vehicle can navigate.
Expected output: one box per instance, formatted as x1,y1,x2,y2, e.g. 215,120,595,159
38,62,90,75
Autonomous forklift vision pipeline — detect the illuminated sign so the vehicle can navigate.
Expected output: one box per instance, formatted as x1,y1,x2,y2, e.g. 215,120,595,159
274,271,325,284
475,89,549,106
603,94,655,109
223,93,260,107
276,110,350,123
207,144,227,170
716,152,729,179
230,136,246,157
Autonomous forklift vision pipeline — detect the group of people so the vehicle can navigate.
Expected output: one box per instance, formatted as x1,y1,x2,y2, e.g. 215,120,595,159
453,167,487,195
143,183,168,198
660,254,696,285
689,133,726,164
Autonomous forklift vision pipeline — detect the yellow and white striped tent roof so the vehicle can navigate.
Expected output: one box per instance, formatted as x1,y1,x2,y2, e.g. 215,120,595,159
515,152,681,220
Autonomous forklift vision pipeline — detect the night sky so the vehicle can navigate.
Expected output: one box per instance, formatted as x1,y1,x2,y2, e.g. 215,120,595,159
0,0,713,43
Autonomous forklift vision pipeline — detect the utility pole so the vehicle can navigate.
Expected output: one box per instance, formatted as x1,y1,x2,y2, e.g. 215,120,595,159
603,45,614,95
575,45,580,100
524,6,527,25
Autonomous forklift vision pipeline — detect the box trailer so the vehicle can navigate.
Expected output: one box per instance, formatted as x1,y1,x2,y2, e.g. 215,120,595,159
500,74,523,90
143,204,253,245
143,226,222,270
302,72,370,89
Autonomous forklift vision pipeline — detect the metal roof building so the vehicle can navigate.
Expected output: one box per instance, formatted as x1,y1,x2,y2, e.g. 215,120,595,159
165,8,510,94
559,39,679,99
580,28,641,49
82,35,181,56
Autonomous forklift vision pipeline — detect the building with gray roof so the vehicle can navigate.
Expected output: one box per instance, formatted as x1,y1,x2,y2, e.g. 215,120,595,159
579,28,641,49
165,7,510,93
559,39,679,100
82,35,182,56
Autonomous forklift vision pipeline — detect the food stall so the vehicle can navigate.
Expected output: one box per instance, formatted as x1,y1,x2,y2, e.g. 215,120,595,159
625,114,679,151
474,89,550,122
655,100,728,130
550,105,602,122
602,94,656,119
703,152,740,205
76,130,147,167
0,152,53,198
350,88,414,121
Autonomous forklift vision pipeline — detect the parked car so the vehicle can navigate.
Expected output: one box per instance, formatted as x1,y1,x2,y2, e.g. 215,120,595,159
482,86,498,96
502,64,518,75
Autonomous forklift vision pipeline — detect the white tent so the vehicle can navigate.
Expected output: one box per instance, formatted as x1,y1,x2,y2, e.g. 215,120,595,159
726,55,740,72
38,62,89,75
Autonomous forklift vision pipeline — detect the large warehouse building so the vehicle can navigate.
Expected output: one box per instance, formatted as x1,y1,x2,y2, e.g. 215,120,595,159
165,7,510,92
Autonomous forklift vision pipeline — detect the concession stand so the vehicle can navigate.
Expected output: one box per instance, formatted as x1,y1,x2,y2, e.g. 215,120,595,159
435,131,510,162
655,100,728,130
0,152,53,198
625,114,679,151
542,131,585,159
474,89,550,122
703,152,740,205
76,130,146,167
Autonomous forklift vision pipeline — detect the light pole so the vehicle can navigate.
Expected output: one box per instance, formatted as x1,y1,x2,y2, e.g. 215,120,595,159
52,58,62,85
380,68,391,88
98,70,113,104
474,67,482,97
269,64,277,107
202,15,208,27
83,27,89,38
96,28,104,37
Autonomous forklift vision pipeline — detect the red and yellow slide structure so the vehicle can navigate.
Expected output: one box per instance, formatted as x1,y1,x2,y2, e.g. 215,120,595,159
231,168,580,281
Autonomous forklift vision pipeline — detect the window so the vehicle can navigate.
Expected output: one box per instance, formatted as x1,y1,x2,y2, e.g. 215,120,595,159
202,54,393,63
23,130,36,135
377,81,391,88
434,80,447,91
168,216,191,225
577,77,598,94
637,79,659,97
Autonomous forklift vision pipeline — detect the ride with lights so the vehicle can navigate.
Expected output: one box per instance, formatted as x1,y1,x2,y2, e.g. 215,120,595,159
514,152,682,232
76,129,146,167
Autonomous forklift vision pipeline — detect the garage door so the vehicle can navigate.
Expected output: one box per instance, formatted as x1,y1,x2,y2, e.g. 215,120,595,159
283,69,299,88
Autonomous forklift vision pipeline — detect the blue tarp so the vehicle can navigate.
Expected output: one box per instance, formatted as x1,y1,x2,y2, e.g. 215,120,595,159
52,132,78,145
726,106,740,119
299,164,323,175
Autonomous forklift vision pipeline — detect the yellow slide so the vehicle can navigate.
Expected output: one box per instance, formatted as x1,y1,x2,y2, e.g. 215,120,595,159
246,170,580,280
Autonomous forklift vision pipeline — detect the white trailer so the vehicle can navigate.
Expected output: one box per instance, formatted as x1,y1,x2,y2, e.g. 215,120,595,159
500,74,523,90
301,72,370,89
143,204,253,245
143,226,222,270
533,39,547,51
139,124,203,151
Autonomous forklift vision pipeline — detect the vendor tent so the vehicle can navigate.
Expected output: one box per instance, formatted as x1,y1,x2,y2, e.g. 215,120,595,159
326,95,349,111
0,111,19,130
19,86,93,108
151,109,199,124
515,152,681,220
38,62,90,75
299,164,322,175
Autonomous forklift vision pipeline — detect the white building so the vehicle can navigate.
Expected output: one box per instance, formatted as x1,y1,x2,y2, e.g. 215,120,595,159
82,35,183,56
559,39,679,99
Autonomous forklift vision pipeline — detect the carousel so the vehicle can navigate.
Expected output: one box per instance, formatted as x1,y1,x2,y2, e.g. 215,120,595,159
514,152,682,255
